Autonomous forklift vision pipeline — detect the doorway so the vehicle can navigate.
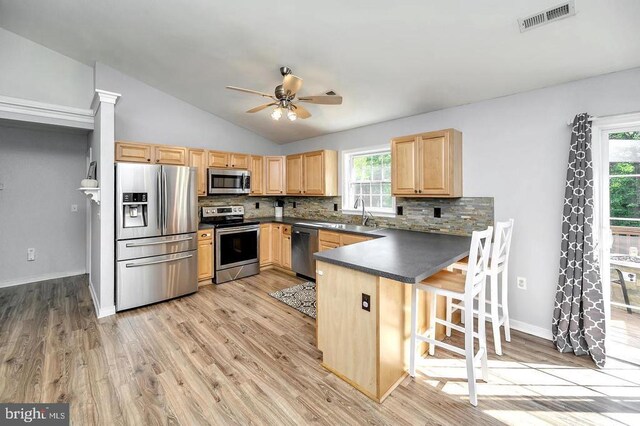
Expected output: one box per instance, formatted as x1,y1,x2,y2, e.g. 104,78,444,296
595,120,640,365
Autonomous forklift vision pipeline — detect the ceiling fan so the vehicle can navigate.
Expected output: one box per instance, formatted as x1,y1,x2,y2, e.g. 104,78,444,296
226,66,342,121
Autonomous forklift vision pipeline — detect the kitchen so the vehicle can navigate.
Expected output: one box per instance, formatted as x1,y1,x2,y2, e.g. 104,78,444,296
2,1,640,424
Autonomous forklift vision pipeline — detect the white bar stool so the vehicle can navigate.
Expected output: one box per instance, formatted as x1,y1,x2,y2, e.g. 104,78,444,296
448,219,514,356
409,226,493,406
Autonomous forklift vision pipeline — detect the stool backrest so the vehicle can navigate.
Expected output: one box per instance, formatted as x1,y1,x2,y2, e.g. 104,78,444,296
465,226,493,295
490,219,514,273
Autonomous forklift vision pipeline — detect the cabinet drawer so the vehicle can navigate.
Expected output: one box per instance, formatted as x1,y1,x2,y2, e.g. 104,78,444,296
198,229,213,240
341,234,371,246
319,230,341,244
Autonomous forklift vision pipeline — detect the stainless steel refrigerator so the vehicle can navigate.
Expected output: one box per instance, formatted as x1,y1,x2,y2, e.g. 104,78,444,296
115,163,198,311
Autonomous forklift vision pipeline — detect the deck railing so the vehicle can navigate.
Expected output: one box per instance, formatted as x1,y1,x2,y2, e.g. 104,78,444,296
612,225,640,254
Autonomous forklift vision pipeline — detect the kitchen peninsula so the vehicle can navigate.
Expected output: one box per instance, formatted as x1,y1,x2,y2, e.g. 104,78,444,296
314,229,471,402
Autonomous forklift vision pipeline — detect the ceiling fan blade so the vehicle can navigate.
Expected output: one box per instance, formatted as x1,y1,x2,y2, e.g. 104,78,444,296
246,102,277,113
283,74,303,95
293,104,311,119
297,94,343,105
226,86,274,99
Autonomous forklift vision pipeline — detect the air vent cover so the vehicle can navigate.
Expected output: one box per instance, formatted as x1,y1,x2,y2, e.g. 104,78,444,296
518,1,576,32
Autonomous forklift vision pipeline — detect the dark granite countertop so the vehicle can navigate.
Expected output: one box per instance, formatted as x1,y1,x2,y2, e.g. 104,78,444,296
202,216,471,283
313,228,471,284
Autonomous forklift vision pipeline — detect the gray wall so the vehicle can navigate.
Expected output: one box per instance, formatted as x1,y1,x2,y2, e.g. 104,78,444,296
0,27,93,108
94,63,280,155
0,124,88,286
281,67,640,337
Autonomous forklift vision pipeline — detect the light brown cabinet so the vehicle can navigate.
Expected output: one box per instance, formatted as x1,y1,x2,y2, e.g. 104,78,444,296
249,155,264,195
197,229,213,283
154,145,187,165
286,150,338,196
319,230,373,249
391,129,462,198
259,224,272,266
230,153,249,169
188,149,207,196
115,141,153,163
259,223,292,270
208,150,229,168
286,154,303,194
265,156,285,195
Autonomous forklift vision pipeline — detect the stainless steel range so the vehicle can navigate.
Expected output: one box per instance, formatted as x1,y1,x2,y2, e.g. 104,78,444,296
200,206,260,284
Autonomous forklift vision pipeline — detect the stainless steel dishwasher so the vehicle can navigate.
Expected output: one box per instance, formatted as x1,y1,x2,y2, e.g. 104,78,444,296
292,224,319,280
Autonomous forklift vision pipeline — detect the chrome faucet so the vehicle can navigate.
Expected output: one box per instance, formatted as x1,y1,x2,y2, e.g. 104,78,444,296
354,196,373,226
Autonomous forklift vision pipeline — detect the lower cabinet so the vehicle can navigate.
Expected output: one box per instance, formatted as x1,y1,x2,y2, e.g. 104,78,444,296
318,230,373,250
197,229,213,283
259,223,292,270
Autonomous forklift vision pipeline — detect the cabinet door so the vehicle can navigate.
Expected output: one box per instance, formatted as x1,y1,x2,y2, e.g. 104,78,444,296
391,136,417,195
417,135,449,195
318,241,340,252
272,225,281,266
197,231,213,281
341,234,372,246
188,149,207,196
259,224,272,266
230,153,249,169
281,234,292,269
303,151,325,195
286,154,304,195
208,151,229,168
155,146,187,165
115,142,153,163
265,156,285,195
249,156,264,195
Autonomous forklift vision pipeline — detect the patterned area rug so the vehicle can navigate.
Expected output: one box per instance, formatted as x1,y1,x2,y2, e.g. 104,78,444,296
269,281,316,319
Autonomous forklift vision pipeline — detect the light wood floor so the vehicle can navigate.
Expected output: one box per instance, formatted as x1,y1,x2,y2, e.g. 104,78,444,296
1,271,640,425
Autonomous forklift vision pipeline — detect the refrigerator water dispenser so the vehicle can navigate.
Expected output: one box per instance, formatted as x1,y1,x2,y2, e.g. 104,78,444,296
122,192,148,228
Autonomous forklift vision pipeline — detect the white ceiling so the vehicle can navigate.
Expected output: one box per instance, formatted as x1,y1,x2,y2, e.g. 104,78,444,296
1,0,640,144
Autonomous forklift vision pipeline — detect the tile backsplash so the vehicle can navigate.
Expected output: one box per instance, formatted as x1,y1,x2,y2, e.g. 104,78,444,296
199,195,493,236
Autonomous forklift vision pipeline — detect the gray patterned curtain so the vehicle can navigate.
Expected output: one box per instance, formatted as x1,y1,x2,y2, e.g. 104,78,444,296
552,113,606,368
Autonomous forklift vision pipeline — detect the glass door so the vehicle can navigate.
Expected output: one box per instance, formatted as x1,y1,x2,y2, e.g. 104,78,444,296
216,226,259,270
604,128,640,364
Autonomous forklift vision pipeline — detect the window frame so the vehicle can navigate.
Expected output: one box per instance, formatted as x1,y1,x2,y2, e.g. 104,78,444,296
341,145,396,217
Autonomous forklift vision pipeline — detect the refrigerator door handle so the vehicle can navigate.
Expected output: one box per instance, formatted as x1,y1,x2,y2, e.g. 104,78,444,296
162,169,168,233
157,170,163,230
125,236,194,248
125,254,193,268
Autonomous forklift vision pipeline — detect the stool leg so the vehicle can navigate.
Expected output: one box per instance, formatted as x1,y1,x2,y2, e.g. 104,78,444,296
446,296,452,337
409,284,418,377
501,270,511,342
429,292,437,356
464,296,478,406
478,284,489,383
490,273,502,356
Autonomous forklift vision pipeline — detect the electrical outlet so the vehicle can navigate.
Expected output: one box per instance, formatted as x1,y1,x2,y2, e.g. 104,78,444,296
292,202,297,209
71,204,78,212
255,202,260,209
27,248,35,261
361,293,371,312
434,207,442,218
333,203,338,211
0,183,4,190
517,277,527,290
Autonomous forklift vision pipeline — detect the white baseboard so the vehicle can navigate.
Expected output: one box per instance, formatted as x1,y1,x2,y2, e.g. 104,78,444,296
88,279,116,319
509,319,553,341
0,270,86,289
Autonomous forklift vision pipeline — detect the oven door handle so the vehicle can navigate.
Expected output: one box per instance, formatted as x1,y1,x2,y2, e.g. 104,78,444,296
216,225,260,234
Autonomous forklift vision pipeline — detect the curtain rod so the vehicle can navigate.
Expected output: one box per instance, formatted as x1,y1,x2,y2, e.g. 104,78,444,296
566,111,640,126
566,115,597,126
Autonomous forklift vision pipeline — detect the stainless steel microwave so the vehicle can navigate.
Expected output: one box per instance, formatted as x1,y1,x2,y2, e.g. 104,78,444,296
207,168,251,195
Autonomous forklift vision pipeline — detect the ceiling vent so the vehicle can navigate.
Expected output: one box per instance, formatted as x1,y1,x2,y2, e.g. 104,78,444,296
518,1,576,32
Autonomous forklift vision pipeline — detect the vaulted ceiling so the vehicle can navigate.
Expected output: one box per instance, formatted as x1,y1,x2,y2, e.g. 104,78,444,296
1,0,640,143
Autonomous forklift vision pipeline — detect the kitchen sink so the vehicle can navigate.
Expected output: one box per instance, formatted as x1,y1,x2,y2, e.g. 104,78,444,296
295,222,379,233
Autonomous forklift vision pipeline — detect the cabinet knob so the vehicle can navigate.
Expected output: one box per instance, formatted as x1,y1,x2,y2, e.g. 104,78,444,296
414,189,418,193
147,159,151,162
419,190,422,193
226,164,229,167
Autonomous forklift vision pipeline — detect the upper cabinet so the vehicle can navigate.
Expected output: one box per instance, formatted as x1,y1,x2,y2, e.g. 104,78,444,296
391,129,462,198
265,156,285,195
249,155,264,195
115,141,153,163
155,145,187,165
286,154,303,194
286,150,338,196
188,149,207,197
208,151,249,169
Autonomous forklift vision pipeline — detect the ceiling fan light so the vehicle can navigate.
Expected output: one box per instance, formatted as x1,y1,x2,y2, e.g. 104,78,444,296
287,110,297,121
271,107,282,120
